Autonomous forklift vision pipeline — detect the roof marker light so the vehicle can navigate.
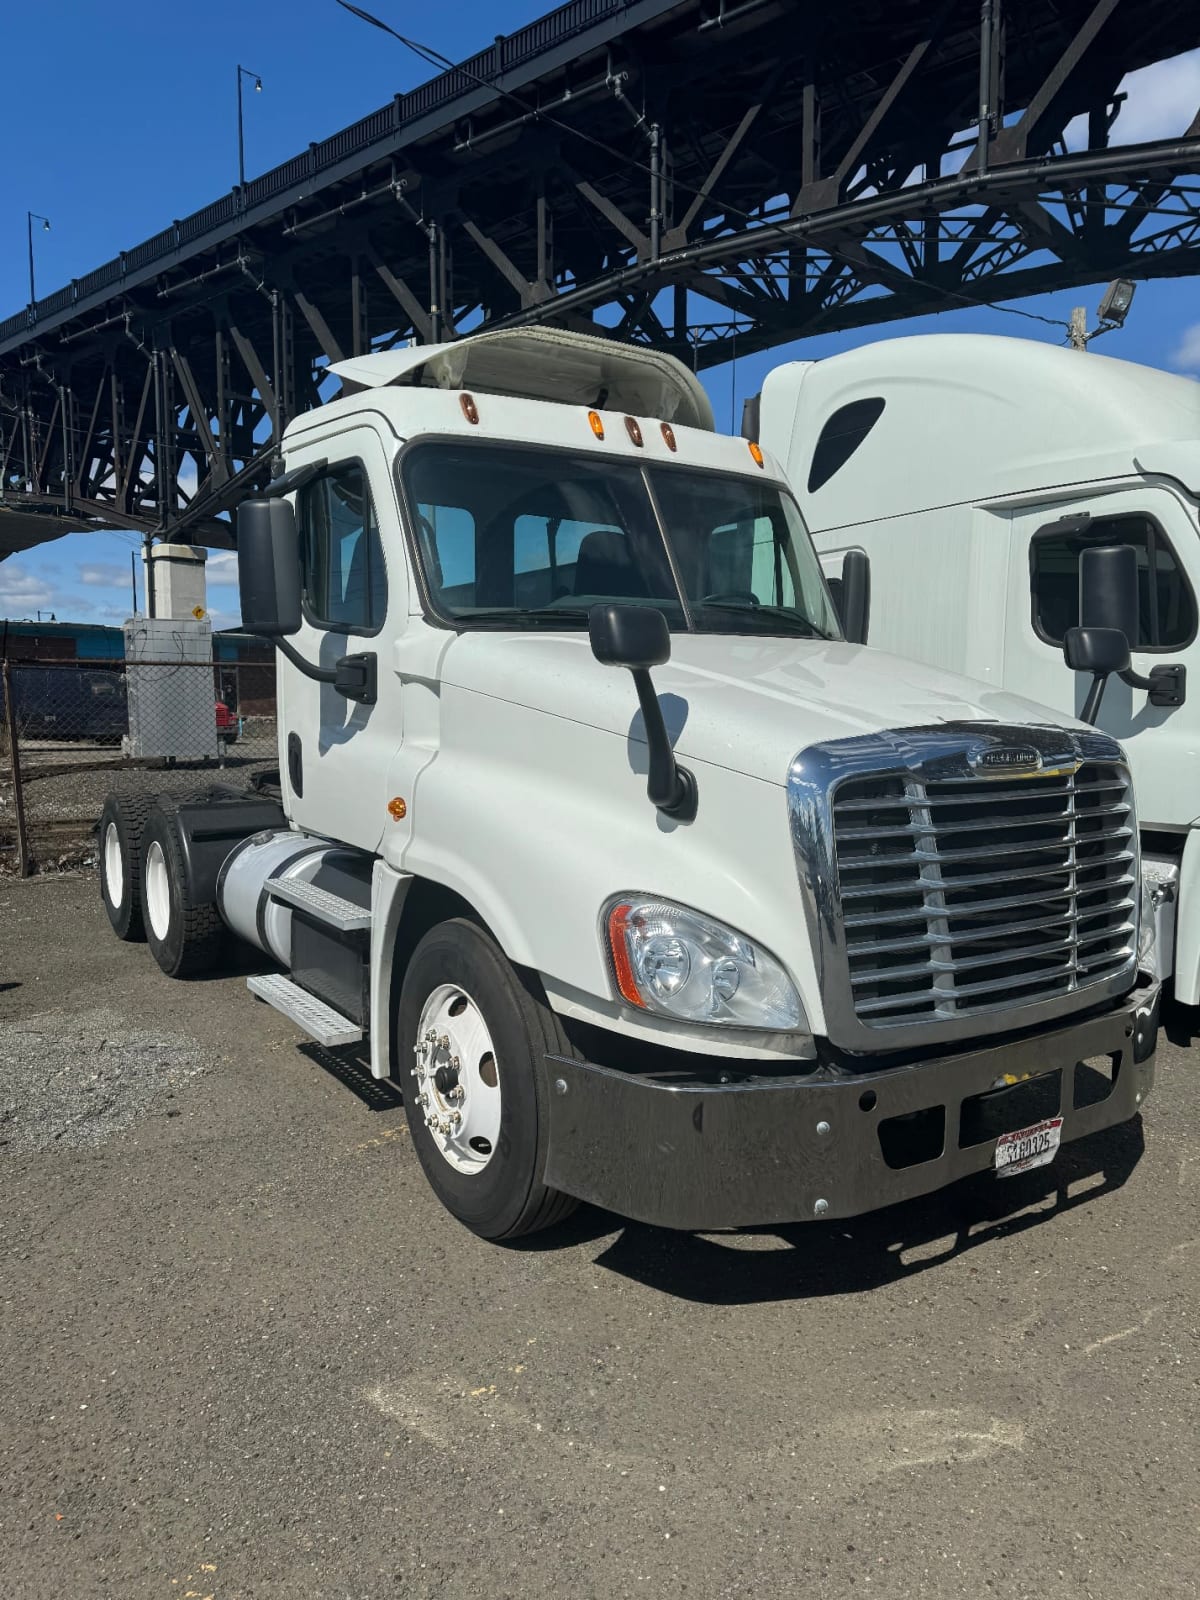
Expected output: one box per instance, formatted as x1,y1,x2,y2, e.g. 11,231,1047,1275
460,392,479,425
587,410,605,440
747,440,765,468
624,416,644,447
660,422,677,452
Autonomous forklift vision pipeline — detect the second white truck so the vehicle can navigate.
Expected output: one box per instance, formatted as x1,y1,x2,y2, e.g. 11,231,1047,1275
98,328,1158,1239
756,332,1196,999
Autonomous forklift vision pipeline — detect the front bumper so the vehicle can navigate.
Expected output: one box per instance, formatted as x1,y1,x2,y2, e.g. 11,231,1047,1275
541,978,1159,1231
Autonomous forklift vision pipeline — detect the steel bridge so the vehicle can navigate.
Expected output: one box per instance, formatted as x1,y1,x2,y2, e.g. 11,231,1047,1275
1,0,1198,555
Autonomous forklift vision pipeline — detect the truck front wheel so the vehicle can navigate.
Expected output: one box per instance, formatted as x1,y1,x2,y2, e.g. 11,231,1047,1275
397,918,578,1241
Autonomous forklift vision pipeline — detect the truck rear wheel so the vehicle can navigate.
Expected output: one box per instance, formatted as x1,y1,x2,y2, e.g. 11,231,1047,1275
99,791,155,941
139,801,227,979
397,918,579,1241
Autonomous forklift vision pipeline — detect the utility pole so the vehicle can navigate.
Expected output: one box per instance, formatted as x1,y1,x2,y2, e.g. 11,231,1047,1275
1068,306,1089,352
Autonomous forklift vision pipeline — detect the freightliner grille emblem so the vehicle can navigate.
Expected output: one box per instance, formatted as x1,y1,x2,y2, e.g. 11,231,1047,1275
969,746,1044,773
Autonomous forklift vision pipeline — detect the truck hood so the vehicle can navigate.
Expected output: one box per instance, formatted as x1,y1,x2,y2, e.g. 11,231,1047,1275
439,632,1076,786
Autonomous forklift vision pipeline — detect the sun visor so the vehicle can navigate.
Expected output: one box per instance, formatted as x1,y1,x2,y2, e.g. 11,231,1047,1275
329,327,715,431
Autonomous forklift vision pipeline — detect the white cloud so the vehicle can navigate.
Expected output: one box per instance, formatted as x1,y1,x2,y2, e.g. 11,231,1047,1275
1064,49,1200,150
1170,322,1200,376
0,570,56,611
205,551,240,586
1111,50,1200,145
79,562,133,588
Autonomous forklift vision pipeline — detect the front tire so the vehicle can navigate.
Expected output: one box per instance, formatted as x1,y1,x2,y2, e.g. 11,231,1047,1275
139,801,227,978
99,791,155,941
397,918,578,1241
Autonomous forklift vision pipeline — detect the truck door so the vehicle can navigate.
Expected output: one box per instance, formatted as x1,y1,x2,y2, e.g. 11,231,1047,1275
1003,488,1199,828
279,428,403,852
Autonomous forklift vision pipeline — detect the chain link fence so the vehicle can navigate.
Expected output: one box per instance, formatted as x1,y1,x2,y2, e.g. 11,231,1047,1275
0,654,278,875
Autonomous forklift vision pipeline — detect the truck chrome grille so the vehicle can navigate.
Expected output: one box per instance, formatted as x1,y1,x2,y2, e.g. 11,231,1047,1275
831,763,1136,1027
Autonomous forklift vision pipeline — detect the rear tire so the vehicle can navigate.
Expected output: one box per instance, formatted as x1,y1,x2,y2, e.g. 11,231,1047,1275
397,917,579,1241
139,801,227,978
99,792,155,941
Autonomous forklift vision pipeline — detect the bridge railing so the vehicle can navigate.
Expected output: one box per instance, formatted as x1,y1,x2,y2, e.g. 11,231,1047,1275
3,0,629,343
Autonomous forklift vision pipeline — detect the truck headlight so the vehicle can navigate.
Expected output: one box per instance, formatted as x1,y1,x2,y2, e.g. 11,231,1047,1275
604,896,806,1030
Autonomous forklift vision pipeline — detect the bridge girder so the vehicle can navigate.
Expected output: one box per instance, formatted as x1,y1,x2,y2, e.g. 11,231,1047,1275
0,0,1197,552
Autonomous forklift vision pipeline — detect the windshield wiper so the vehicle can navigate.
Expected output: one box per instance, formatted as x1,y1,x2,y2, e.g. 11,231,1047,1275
452,606,592,628
696,600,834,640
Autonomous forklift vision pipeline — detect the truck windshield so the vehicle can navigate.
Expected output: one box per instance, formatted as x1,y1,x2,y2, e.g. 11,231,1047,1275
399,441,841,639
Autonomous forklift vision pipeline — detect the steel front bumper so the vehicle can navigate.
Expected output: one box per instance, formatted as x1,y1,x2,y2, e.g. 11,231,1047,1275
540,979,1159,1231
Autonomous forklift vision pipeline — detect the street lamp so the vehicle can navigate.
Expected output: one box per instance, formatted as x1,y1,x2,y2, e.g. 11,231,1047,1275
26,212,50,305
236,65,264,189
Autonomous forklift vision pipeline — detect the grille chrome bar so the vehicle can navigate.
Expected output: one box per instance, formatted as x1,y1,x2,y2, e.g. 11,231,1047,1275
831,758,1136,1030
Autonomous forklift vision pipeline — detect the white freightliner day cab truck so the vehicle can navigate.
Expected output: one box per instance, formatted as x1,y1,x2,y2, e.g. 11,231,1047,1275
755,333,1195,1001
98,328,1158,1241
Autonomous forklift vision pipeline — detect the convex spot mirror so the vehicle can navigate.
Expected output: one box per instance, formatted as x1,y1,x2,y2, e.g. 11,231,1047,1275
1063,625,1131,677
237,497,302,637
588,601,671,670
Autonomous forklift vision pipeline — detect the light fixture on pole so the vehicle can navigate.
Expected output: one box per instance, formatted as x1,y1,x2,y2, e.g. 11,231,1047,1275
26,212,50,305
237,65,264,189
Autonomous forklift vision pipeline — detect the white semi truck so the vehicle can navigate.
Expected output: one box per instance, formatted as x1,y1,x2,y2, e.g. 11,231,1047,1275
99,328,1158,1240
756,333,1196,999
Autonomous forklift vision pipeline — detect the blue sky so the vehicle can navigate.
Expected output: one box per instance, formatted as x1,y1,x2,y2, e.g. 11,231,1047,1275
2,2,1197,629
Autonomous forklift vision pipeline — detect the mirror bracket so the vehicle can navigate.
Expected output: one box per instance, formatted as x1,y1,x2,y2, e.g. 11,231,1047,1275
1124,663,1186,709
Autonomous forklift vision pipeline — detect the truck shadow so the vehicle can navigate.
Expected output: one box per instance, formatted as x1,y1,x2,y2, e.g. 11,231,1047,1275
584,1116,1146,1305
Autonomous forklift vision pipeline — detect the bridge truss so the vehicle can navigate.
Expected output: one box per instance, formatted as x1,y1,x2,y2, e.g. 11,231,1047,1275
1,0,1198,551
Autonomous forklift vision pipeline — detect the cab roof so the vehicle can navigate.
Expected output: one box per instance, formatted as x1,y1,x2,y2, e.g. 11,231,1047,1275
759,333,1200,528
328,327,716,433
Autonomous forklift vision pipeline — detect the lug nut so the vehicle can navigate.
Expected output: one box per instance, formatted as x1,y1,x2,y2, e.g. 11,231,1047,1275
816,1120,831,1137
813,1197,830,1217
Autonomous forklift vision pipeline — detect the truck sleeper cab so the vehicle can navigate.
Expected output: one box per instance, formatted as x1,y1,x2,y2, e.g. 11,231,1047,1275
758,332,1199,1002
99,328,1158,1241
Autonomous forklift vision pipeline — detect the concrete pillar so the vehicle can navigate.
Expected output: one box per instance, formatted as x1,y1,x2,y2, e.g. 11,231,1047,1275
143,543,209,621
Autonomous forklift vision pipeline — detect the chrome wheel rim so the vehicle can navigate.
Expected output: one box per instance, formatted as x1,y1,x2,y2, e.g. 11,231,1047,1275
411,983,501,1174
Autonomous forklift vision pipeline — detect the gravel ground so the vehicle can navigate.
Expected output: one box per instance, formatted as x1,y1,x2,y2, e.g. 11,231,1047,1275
0,1007,216,1152
1,871,1197,1600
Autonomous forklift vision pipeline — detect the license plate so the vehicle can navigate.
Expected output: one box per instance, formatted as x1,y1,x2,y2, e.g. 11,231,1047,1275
994,1116,1063,1177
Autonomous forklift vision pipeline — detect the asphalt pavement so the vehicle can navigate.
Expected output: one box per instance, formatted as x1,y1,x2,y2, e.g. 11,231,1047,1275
1,871,1197,1599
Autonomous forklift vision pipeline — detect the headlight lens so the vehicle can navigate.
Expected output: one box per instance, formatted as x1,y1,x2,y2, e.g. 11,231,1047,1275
605,896,806,1030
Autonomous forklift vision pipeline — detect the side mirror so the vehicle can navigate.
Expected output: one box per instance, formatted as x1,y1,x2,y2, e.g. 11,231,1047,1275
1064,625,1130,724
589,604,697,822
237,497,302,637
1063,625,1131,678
837,550,871,645
1079,544,1138,640
588,602,671,670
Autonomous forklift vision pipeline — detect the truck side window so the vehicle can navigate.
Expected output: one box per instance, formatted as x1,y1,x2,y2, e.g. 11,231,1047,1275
1030,513,1196,650
807,398,885,493
298,462,387,632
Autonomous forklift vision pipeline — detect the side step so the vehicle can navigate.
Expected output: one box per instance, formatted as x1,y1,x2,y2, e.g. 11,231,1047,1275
247,973,363,1047
265,875,371,933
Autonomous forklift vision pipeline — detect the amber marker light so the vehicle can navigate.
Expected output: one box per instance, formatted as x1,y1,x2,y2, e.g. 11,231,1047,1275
747,440,765,467
460,392,480,425
606,902,647,1009
624,415,644,447
660,422,677,452
587,409,605,440
387,796,407,820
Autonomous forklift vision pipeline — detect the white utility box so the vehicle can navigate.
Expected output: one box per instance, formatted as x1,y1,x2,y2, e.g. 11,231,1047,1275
124,617,217,761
